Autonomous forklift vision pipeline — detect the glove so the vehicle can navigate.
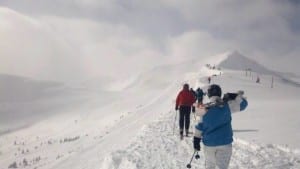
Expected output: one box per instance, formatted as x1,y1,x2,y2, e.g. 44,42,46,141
175,105,179,111
193,137,201,151
192,106,195,113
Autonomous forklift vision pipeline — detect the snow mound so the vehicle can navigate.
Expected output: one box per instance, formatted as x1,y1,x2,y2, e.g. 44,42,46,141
101,151,137,169
101,111,300,169
218,51,272,74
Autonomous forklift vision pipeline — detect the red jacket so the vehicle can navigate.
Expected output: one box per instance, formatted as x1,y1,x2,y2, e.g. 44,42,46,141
176,89,196,107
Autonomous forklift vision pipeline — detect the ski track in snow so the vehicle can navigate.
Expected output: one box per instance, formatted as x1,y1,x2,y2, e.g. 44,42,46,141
101,110,300,169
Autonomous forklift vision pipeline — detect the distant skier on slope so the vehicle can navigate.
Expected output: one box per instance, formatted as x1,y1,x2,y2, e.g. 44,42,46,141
193,84,248,169
208,77,211,84
196,87,205,105
256,76,260,83
190,88,197,99
190,88,198,114
175,83,196,138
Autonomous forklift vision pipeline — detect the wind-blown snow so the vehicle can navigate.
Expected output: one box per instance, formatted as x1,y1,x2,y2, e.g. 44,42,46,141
0,73,120,135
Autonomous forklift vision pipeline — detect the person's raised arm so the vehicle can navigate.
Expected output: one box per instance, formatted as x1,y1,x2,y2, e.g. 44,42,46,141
228,91,248,113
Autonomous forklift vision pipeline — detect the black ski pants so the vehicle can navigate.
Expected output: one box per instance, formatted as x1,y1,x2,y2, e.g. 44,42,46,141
197,97,203,104
179,106,191,133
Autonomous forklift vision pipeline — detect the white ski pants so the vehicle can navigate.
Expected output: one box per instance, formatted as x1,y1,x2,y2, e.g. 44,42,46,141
204,144,232,169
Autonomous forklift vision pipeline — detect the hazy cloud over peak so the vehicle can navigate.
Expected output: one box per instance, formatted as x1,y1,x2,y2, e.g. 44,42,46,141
0,0,299,83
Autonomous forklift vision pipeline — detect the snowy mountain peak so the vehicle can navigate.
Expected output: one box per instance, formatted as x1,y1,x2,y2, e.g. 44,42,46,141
217,51,271,74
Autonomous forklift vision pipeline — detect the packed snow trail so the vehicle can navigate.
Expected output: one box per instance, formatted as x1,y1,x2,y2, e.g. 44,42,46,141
101,110,300,169
42,81,179,169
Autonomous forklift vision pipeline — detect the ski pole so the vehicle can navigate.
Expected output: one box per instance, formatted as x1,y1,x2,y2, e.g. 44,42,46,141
173,110,178,135
186,150,197,168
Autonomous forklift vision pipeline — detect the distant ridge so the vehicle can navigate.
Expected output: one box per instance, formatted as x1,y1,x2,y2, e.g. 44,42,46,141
218,51,300,87
218,51,272,74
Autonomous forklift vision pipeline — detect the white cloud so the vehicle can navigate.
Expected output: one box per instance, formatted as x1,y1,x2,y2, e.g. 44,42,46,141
166,31,235,61
0,0,299,83
0,9,170,82
0,8,85,82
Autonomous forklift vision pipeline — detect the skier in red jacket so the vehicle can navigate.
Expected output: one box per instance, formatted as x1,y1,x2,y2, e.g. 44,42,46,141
175,83,196,138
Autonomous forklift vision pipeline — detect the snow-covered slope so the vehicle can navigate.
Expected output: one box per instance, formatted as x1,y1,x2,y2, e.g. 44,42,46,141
218,51,272,74
0,52,300,169
218,51,300,87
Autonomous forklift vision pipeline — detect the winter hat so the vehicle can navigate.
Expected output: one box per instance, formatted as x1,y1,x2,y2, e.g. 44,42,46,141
207,84,222,98
183,83,189,90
